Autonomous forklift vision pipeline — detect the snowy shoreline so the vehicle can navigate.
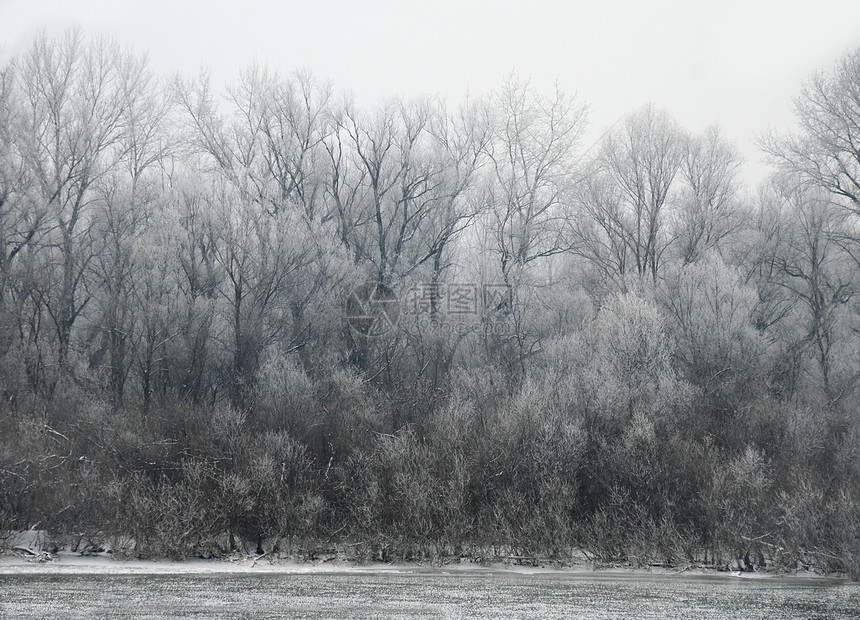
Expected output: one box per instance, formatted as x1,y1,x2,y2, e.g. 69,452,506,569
0,551,851,584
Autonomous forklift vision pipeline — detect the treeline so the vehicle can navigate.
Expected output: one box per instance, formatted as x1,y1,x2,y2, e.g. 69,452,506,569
1,30,860,576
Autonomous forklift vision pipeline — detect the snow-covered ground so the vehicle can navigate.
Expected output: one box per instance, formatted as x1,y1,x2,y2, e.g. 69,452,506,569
1,550,848,584
0,529,847,581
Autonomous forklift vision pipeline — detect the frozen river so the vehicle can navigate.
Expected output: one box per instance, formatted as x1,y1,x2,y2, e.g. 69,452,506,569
1,569,858,618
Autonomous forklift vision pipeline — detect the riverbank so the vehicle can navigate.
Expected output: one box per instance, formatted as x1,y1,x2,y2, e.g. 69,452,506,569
1,548,851,585
2,528,852,581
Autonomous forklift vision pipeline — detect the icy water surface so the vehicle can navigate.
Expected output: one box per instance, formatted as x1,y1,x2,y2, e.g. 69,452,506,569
1,571,858,619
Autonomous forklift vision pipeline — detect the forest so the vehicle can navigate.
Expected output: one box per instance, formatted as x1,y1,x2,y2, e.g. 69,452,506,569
1,30,859,577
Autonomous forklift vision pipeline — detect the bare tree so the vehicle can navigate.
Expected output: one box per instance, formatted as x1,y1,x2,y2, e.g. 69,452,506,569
484,77,587,291
762,47,860,212
0,61,44,345
161,182,219,406
175,67,355,392
659,256,767,414
87,53,172,404
477,78,586,381
202,180,316,409
416,98,490,316
761,41,860,385
13,31,141,367
174,66,333,217
571,168,632,289
676,126,744,264
593,104,686,283
334,97,460,285
755,45,860,407
762,176,855,403
325,95,488,290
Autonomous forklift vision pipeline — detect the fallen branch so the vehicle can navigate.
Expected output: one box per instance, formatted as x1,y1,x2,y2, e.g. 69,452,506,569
12,547,53,562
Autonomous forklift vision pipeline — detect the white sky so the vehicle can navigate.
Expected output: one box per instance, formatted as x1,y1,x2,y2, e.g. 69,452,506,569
3,0,860,187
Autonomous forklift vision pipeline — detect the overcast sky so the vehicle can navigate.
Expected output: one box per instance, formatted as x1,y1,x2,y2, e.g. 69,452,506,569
3,0,860,187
